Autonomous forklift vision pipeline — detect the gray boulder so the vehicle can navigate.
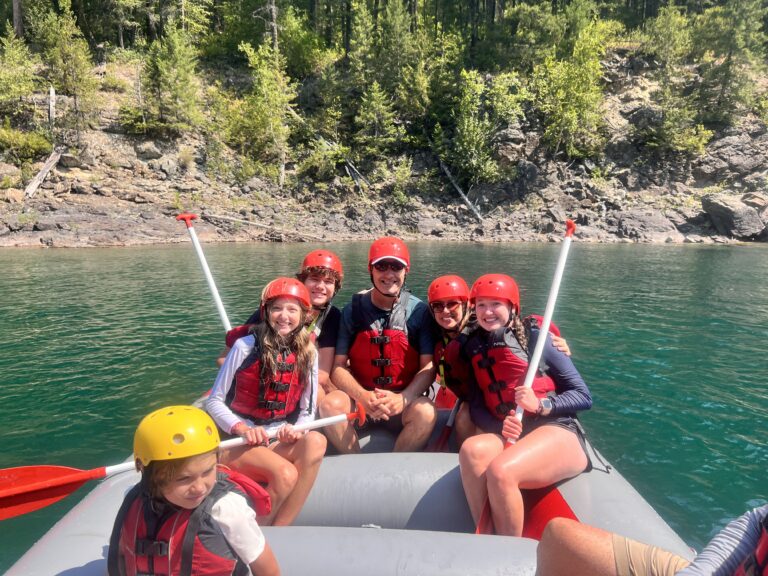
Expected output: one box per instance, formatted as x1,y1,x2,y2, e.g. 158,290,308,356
701,192,766,239
615,208,684,243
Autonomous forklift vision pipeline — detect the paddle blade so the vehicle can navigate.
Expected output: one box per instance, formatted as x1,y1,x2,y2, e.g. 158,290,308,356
0,465,103,521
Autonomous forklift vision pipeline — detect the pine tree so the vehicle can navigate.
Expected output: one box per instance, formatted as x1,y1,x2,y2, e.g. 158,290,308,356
354,80,400,157
444,69,498,185
0,21,37,107
143,27,202,131
234,40,297,185
692,0,767,124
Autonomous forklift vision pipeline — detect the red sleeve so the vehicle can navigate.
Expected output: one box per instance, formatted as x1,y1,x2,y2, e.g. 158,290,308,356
225,325,252,348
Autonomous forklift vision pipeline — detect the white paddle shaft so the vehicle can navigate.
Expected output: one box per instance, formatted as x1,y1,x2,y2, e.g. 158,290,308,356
184,224,231,332
514,232,575,421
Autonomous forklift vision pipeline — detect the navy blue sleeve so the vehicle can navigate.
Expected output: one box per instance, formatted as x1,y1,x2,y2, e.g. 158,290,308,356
317,306,341,350
408,300,436,356
534,329,592,415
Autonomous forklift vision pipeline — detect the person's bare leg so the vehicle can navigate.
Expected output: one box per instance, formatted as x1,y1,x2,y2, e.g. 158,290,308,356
319,390,360,453
270,430,327,525
394,397,437,451
458,433,504,523
453,402,478,449
487,426,587,536
536,518,617,576
220,445,297,526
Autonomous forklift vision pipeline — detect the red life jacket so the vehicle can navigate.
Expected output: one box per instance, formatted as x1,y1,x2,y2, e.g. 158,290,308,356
734,515,768,576
465,326,556,419
435,336,472,401
108,467,271,576
226,339,305,424
347,292,421,392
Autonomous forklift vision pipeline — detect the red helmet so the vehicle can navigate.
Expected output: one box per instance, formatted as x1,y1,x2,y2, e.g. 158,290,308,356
428,275,470,304
368,237,410,271
469,274,520,312
261,277,311,310
301,250,344,280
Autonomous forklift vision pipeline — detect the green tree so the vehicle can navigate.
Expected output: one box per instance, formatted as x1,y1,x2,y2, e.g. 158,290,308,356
692,0,766,124
30,0,98,133
0,21,37,107
229,40,297,185
532,20,618,157
354,79,401,157
347,0,375,92
144,27,202,132
440,69,499,185
638,4,711,155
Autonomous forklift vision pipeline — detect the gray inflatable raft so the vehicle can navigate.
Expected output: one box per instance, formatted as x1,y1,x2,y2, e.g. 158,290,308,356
7,442,691,575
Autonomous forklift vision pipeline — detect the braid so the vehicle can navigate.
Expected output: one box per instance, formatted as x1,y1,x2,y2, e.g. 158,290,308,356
511,314,528,352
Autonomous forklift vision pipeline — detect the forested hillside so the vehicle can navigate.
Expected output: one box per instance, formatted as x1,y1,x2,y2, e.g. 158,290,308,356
1,0,767,246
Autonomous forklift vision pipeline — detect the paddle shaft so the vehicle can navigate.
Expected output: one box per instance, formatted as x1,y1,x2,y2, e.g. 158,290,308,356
176,213,232,332
514,220,576,422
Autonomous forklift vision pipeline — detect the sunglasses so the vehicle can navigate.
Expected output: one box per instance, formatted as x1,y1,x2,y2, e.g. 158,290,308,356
372,260,406,272
430,300,462,313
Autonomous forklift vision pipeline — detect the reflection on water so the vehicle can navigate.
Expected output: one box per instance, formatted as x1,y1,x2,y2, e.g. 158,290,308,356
1,242,767,569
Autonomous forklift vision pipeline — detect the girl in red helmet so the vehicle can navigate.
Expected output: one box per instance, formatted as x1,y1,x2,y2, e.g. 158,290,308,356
207,277,327,527
458,273,592,537
427,274,571,449
219,250,344,401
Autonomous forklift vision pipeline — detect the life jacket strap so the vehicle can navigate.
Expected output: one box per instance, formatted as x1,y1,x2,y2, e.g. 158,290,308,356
271,382,291,392
370,335,391,344
374,376,393,386
371,358,392,367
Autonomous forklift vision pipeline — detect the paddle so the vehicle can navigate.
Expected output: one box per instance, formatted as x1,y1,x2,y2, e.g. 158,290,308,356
0,406,366,521
475,219,577,535
176,213,232,331
428,399,462,452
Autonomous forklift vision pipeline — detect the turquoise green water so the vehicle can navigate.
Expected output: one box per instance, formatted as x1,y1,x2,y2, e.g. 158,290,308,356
1,242,767,570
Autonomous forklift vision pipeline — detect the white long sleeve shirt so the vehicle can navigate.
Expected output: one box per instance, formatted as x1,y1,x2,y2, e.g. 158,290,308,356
206,335,318,436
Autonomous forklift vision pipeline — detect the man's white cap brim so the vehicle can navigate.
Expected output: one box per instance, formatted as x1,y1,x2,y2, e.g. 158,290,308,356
371,256,408,267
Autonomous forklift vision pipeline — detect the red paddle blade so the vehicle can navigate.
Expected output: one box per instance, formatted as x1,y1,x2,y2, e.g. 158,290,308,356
0,465,104,521
475,499,495,535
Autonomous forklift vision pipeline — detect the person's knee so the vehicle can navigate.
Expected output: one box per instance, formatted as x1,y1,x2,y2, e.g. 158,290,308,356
405,397,437,426
459,435,493,466
272,462,299,494
300,430,328,462
319,391,351,417
487,458,517,491
540,517,577,545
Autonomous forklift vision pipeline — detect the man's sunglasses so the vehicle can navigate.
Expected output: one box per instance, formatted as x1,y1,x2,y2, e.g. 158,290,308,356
372,260,406,272
430,300,462,313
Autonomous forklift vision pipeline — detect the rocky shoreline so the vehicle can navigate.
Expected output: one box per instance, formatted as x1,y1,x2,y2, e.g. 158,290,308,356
2,52,768,248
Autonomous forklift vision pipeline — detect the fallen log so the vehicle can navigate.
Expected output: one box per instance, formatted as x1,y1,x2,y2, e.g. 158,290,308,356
24,149,62,199
205,213,326,242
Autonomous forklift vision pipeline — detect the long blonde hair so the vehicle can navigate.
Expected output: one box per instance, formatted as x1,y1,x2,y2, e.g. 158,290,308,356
256,295,316,384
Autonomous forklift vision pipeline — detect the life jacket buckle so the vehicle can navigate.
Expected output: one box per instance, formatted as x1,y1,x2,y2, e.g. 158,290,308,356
488,380,507,392
135,539,169,557
271,381,291,392
477,357,496,369
261,400,286,411
496,403,513,416
373,376,393,386
370,335,391,344
371,358,392,367
275,362,294,372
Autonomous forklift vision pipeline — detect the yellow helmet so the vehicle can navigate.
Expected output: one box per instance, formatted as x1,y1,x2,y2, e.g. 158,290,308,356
134,405,220,466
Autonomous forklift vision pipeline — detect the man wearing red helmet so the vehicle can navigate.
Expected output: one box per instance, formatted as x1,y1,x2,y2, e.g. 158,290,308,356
219,250,344,400
319,237,438,453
